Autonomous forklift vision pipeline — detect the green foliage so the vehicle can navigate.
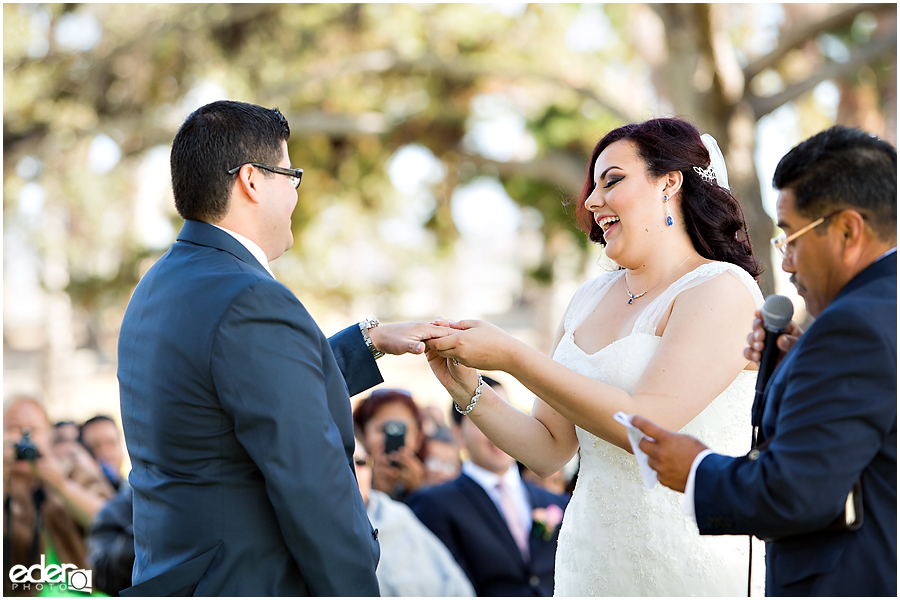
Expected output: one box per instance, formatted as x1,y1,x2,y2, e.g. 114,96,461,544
3,2,895,350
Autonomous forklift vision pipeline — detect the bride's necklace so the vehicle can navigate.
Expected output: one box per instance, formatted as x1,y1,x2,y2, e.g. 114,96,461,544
624,253,695,305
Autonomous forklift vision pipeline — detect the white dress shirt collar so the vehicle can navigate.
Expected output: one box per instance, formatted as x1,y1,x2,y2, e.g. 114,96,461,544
212,224,276,279
462,460,533,529
877,247,897,261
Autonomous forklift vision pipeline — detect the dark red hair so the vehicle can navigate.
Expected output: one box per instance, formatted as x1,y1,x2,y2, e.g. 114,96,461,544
575,118,762,279
353,388,424,436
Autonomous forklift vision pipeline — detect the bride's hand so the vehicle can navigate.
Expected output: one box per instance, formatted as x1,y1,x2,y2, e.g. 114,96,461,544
425,347,481,409
424,319,520,372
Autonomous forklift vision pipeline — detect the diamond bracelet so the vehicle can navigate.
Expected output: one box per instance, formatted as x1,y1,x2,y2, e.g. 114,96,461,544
454,375,484,416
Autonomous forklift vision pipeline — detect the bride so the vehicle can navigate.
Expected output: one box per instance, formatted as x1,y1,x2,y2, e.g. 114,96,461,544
425,118,765,596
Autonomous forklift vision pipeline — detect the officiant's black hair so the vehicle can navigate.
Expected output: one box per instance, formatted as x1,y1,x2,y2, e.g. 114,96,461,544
575,118,763,279
171,100,291,223
773,125,896,240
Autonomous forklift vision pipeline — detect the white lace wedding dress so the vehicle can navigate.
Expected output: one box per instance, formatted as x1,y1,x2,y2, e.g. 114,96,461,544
552,262,766,596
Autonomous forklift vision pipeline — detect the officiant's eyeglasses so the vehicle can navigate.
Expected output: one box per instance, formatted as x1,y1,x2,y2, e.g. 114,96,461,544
227,163,303,189
771,209,844,259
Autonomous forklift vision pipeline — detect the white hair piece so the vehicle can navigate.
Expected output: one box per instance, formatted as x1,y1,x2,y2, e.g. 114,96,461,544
697,133,730,190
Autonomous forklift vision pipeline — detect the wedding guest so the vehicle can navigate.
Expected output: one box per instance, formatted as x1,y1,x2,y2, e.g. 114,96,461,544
634,125,897,596
421,427,462,487
52,419,113,498
117,100,450,596
353,438,474,596
353,388,427,501
408,377,568,596
421,405,449,437
52,421,80,445
3,396,114,595
424,118,765,595
80,415,125,490
518,463,568,497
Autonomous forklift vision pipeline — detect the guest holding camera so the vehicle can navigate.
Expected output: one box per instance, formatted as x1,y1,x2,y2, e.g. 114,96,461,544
353,388,427,502
3,395,114,595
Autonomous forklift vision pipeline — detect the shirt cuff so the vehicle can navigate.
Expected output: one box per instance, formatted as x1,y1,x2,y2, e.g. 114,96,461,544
682,449,715,521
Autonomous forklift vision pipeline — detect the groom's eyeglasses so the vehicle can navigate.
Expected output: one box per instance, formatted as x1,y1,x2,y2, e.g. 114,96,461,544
227,163,303,189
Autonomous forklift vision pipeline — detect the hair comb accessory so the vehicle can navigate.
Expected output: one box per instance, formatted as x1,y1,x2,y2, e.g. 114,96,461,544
696,133,730,190
693,165,717,184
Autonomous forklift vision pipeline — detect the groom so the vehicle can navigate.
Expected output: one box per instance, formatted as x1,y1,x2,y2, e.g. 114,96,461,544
632,126,896,596
118,100,450,596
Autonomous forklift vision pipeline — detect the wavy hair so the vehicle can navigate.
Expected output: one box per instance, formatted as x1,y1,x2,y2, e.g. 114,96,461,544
574,118,762,279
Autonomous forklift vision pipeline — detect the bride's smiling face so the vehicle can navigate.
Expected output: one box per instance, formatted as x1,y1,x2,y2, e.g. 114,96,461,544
584,139,667,261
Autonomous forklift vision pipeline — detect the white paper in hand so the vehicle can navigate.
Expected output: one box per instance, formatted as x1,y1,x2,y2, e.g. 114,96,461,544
613,412,657,490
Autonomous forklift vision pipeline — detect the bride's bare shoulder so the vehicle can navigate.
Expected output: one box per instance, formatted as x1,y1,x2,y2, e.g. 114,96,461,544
674,262,761,320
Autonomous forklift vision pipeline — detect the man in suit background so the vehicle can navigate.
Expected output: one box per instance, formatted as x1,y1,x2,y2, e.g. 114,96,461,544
408,377,569,596
118,100,449,596
633,125,896,596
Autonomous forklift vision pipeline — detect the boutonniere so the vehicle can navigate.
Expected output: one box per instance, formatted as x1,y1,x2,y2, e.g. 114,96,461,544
532,504,564,541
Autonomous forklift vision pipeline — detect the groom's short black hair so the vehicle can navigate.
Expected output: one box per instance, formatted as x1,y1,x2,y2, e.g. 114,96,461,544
170,100,290,223
451,375,502,426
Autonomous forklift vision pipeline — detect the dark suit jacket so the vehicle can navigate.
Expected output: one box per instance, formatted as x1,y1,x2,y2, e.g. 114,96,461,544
695,252,897,596
407,473,569,596
117,220,383,596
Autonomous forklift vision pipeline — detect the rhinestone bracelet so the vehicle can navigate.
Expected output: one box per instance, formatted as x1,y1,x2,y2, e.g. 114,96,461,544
454,375,484,416
359,318,385,359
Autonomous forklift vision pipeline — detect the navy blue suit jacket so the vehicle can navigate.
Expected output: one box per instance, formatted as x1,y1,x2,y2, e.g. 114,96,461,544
407,473,569,596
117,220,383,596
695,252,897,596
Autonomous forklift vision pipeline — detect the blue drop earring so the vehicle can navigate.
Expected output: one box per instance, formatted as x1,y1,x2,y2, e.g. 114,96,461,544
664,194,673,226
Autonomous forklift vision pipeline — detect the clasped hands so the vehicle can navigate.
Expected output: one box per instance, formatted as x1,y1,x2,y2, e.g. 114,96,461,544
374,318,513,409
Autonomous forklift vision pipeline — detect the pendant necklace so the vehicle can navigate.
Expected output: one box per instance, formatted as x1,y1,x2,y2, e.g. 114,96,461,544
624,253,695,305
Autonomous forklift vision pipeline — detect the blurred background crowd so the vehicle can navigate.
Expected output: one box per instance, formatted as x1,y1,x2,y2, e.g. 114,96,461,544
4,383,576,596
3,2,896,596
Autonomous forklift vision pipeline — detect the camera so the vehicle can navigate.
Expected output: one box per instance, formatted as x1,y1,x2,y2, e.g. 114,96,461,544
14,430,40,461
383,421,406,455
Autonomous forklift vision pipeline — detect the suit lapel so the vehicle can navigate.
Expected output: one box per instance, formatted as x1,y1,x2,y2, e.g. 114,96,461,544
176,219,272,278
760,252,897,442
458,474,527,567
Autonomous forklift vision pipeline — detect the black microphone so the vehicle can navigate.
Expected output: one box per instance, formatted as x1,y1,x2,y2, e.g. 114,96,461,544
751,295,794,428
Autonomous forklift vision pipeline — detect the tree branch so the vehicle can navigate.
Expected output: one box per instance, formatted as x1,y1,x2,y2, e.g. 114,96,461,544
744,3,895,82
271,49,637,124
460,149,587,197
748,31,897,120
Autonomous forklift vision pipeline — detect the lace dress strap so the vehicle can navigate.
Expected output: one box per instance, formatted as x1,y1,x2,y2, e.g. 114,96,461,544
564,270,624,333
632,262,764,335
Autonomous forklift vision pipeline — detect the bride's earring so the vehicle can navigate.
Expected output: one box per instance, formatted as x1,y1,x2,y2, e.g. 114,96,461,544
663,194,673,227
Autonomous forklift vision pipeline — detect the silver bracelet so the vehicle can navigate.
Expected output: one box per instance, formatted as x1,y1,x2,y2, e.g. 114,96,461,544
359,318,385,359
454,375,484,416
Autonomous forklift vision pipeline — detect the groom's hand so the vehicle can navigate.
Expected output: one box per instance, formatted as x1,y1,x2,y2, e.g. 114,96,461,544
424,319,519,372
369,322,453,356
631,415,706,493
